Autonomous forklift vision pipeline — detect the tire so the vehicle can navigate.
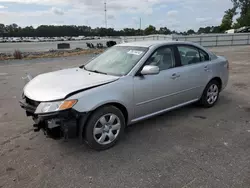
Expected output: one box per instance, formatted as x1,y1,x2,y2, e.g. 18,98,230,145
200,80,220,108
83,105,125,150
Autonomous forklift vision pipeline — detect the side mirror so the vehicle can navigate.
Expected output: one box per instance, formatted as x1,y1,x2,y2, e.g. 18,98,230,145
140,65,160,75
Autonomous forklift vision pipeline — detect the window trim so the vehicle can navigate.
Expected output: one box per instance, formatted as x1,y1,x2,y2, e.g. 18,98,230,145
176,44,210,67
135,45,180,76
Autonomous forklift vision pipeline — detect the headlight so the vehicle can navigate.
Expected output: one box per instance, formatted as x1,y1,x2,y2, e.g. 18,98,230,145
35,99,77,114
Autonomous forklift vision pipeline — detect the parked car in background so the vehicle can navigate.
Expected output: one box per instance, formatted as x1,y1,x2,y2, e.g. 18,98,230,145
20,41,229,150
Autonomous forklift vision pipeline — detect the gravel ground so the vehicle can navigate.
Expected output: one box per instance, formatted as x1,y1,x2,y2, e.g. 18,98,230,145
0,46,250,188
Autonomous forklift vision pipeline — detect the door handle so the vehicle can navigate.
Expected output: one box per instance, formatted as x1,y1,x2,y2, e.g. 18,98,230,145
204,66,210,71
171,73,180,79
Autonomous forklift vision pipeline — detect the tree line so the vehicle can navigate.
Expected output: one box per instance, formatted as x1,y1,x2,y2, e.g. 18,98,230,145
0,0,249,38
0,24,222,38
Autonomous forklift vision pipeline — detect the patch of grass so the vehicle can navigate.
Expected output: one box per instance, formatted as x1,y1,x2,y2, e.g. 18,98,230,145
13,50,23,59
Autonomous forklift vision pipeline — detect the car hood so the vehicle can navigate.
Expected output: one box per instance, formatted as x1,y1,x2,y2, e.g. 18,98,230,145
24,68,119,101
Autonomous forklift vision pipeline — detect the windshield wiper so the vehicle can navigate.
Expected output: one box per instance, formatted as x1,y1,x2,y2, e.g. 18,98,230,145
79,65,86,70
87,69,107,75
80,65,107,75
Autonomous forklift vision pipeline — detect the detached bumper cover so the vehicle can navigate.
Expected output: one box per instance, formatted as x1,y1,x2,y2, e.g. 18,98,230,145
19,99,83,139
19,98,37,115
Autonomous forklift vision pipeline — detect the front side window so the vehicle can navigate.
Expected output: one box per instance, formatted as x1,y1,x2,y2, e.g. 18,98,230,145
145,47,175,71
84,46,148,76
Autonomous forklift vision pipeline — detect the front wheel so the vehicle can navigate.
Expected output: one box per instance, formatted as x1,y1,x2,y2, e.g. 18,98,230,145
83,106,125,150
200,80,220,108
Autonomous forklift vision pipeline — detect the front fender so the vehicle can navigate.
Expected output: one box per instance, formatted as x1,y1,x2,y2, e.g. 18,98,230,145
69,77,134,122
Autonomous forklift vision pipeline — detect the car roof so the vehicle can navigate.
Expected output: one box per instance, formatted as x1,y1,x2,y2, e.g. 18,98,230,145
117,40,197,48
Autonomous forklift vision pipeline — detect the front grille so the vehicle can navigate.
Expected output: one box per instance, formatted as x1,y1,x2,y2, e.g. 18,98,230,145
25,97,40,108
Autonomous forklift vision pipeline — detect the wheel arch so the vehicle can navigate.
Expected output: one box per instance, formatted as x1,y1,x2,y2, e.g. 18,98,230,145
86,102,129,125
209,77,222,91
78,102,129,142
99,102,129,125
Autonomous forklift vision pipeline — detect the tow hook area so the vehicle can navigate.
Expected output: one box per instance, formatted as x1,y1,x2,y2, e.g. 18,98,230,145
33,117,45,132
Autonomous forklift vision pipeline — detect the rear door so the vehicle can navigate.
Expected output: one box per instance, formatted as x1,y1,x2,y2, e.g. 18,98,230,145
173,45,212,104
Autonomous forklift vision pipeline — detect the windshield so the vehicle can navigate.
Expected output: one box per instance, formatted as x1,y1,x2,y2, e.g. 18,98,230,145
84,46,148,76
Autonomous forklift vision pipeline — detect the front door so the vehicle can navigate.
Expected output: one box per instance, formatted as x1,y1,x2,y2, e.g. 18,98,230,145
133,46,182,120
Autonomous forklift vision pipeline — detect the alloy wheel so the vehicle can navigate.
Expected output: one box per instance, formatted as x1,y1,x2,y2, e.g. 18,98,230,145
207,84,219,105
93,113,121,145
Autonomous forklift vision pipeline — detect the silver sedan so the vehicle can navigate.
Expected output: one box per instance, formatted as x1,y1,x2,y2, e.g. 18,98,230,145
20,41,229,150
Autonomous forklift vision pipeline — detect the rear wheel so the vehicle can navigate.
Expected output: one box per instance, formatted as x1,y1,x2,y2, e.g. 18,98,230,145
200,80,220,108
84,106,125,150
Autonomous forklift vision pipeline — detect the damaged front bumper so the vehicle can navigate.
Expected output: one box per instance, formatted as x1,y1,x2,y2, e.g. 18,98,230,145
19,98,83,140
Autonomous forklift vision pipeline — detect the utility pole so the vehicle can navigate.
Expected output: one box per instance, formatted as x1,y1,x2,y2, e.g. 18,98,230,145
140,17,142,35
104,0,107,29
140,17,141,31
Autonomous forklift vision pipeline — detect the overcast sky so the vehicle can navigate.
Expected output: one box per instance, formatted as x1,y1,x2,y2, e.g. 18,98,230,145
0,0,233,31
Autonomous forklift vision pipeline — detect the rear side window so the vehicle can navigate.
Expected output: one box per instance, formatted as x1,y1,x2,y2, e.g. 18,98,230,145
177,46,209,66
199,50,210,62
